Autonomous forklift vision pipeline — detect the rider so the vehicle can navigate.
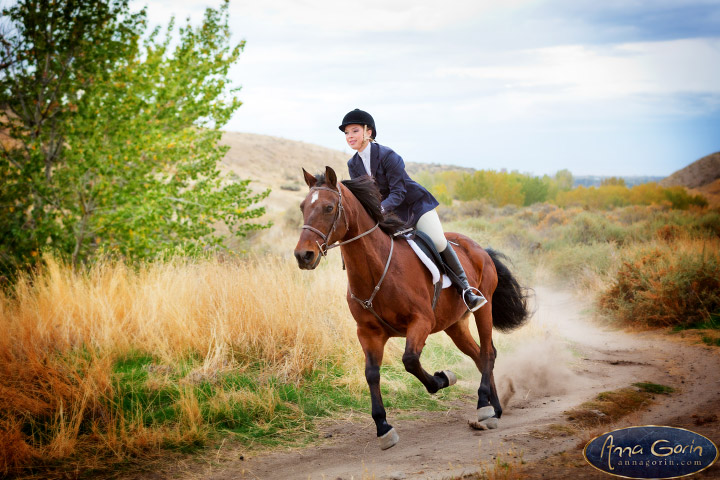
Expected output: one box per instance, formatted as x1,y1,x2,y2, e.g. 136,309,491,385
340,108,487,312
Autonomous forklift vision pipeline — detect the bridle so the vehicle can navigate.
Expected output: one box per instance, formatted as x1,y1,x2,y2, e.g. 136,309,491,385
301,185,379,269
300,183,403,336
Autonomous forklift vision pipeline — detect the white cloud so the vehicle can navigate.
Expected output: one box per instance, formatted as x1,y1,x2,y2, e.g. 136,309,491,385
435,38,720,108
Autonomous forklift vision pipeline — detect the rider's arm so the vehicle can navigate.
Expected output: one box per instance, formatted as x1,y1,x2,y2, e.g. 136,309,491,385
380,151,407,214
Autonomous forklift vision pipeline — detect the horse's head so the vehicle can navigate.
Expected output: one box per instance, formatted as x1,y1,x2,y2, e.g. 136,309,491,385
294,166,349,270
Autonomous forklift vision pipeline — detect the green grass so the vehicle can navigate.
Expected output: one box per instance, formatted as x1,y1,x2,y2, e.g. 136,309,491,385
701,335,720,347
107,349,465,454
632,382,675,394
672,312,720,331
113,353,181,426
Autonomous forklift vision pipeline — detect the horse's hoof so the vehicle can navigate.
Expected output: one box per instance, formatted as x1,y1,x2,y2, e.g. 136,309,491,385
468,407,498,430
477,406,495,422
480,416,498,429
378,428,399,450
437,370,457,387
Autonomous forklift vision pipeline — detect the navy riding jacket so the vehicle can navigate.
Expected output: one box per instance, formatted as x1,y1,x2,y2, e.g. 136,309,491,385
347,142,439,225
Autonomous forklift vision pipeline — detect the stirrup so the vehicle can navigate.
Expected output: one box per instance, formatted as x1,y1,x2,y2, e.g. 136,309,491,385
463,287,487,312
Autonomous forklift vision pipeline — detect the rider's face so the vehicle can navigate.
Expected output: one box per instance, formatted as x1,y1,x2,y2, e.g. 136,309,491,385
344,124,371,151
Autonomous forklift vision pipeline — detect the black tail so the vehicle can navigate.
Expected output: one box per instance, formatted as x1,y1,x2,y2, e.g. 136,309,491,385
486,249,531,332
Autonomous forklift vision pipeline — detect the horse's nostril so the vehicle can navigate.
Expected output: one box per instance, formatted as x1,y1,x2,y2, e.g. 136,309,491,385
294,250,314,266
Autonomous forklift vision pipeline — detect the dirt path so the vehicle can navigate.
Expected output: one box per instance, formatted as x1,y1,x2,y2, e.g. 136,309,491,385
149,287,720,480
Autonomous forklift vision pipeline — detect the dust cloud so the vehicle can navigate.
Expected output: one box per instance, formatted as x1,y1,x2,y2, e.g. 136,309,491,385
495,336,580,408
493,287,598,408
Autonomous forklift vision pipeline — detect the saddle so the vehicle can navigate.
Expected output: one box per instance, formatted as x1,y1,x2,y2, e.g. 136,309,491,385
398,230,449,310
410,230,446,275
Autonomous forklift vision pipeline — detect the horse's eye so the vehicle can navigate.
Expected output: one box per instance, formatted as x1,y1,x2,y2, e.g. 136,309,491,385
324,205,334,213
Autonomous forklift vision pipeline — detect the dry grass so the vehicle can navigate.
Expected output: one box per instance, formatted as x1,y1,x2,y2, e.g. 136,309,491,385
0,254,364,476
452,440,525,480
598,237,720,328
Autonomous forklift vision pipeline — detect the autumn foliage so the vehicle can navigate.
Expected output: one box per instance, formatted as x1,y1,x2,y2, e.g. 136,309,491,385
599,242,720,328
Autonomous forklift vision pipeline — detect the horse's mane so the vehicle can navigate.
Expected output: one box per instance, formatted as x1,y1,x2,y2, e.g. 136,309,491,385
314,174,407,234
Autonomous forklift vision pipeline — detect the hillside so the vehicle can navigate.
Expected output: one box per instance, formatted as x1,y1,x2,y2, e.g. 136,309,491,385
660,152,720,189
659,152,720,207
219,132,349,216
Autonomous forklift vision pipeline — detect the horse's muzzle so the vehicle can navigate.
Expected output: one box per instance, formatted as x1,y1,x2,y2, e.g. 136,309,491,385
294,249,318,270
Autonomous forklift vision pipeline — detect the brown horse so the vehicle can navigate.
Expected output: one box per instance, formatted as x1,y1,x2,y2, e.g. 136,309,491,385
294,166,529,450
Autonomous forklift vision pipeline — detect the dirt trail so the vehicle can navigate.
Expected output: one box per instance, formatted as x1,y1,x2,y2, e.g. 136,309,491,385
156,287,720,480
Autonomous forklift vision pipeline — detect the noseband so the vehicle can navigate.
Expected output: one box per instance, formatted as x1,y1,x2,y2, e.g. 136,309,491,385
301,185,379,268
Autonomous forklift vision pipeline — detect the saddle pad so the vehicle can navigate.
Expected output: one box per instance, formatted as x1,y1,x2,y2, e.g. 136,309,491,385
407,239,452,289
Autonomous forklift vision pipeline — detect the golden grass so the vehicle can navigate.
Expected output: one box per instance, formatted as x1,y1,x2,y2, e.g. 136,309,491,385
4,254,359,375
0,254,365,474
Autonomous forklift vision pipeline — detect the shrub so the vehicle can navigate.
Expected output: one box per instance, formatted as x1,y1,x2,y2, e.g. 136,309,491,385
536,207,573,230
561,212,632,245
599,242,720,328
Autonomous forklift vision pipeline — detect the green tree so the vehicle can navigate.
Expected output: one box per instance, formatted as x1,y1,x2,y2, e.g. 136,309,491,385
518,175,549,205
456,170,489,201
0,0,268,274
455,170,524,206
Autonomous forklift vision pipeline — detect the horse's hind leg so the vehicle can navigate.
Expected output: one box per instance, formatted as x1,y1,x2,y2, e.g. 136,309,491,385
474,304,501,425
444,307,501,429
403,320,456,394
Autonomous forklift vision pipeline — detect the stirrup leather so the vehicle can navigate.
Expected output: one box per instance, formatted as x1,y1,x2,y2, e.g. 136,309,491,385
463,286,487,312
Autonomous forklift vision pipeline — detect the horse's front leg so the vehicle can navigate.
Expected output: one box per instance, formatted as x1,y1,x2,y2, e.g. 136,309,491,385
357,326,397,449
403,320,457,394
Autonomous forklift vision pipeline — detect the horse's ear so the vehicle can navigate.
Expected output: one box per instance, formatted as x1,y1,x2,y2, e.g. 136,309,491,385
325,166,337,189
302,168,317,188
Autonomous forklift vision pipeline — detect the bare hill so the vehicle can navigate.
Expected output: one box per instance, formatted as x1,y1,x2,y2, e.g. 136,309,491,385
219,131,350,216
660,152,720,189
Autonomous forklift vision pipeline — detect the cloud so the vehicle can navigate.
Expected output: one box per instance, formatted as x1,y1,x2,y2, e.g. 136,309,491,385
138,0,720,175
225,0,536,33
433,38,720,118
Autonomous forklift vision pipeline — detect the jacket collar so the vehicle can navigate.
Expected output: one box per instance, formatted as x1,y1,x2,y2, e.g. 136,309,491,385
350,142,379,177
369,142,380,177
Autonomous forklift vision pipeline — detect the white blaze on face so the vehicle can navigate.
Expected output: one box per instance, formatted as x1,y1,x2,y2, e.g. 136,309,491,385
311,191,319,204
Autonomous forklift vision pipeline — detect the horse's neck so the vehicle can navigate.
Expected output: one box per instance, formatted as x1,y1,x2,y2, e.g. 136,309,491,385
339,198,392,281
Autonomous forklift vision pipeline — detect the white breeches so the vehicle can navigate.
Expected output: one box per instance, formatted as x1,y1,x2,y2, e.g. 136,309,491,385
416,209,448,252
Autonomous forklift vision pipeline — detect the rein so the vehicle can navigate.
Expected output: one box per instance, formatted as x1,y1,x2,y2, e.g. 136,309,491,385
301,185,403,336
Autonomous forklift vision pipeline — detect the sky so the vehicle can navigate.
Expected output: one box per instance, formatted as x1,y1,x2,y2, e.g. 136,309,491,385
139,0,720,177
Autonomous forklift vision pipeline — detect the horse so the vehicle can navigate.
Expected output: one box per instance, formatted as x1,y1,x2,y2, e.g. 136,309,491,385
294,166,530,450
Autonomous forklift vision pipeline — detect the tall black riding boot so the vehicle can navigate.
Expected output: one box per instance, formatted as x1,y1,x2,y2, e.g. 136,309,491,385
440,244,487,312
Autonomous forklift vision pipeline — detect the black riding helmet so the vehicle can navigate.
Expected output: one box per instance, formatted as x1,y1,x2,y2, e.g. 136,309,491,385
338,109,377,139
